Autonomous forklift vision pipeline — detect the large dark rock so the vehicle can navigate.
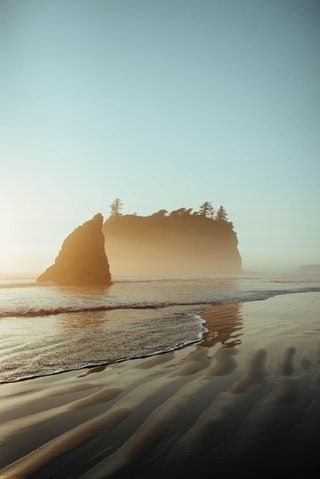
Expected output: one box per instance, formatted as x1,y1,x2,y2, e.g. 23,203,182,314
103,214,242,276
37,213,112,286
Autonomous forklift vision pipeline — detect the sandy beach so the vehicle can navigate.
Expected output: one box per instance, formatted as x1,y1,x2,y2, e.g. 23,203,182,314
2,0,319,475
0,292,319,478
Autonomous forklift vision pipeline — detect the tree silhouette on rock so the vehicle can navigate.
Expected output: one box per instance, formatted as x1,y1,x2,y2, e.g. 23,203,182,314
152,209,168,217
199,201,215,218
170,208,193,216
216,205,228,221
109,198,123,218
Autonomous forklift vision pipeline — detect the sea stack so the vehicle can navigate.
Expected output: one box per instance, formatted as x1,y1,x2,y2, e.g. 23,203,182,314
37,213,112,286
103,213,242,276
300,265,320,272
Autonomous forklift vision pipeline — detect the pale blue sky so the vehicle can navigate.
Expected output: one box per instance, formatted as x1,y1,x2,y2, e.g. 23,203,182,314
0,0,319,272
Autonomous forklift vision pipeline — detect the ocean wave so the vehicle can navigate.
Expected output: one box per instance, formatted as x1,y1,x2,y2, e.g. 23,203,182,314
0,274,306,288
0,335,203,384
1,287,319,319
0,301,209,318
0,282,36,289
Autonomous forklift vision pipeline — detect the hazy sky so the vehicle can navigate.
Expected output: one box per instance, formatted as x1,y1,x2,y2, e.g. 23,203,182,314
1,0,319,273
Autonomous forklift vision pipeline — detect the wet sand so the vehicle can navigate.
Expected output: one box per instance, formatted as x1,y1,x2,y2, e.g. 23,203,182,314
0,292,319,478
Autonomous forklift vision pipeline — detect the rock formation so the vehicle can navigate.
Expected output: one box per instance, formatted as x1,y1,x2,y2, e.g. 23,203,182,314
37,213,112,286
300,265,320,272
103,214,242,276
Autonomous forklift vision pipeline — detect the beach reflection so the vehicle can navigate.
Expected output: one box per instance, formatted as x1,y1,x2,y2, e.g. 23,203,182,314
57,311,107,330
200,303,243,348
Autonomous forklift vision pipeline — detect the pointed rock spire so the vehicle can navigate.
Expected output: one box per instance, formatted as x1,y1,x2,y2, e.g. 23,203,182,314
37,213,112,286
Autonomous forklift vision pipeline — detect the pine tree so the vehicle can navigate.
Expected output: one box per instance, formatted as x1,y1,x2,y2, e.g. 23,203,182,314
216,205,228,221
199,201,215,218
109,198,123,217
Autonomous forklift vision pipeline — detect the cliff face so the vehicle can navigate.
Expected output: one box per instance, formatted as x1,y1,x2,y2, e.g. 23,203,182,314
37,213,112,286
103,215,242,276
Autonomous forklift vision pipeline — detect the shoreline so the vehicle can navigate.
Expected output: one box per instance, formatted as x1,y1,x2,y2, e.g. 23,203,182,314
1,289,319,385
1,291,319,477
0,288,320,386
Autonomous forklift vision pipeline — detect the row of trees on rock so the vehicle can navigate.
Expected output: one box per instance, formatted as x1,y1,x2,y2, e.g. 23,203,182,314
109,199,229,222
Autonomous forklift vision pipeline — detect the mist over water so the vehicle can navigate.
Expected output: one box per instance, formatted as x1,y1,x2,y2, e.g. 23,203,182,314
0,272,319,382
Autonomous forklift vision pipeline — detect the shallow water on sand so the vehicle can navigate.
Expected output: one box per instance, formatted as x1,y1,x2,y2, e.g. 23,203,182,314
0,293,319,477
0,273,320,382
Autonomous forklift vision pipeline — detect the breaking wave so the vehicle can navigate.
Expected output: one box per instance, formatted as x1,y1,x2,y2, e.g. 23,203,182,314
1,286,320,318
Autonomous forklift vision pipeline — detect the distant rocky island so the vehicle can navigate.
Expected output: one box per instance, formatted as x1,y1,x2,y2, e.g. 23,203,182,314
37,213,112,286
103,200,242,277
300,265,320,272
37,201,242,286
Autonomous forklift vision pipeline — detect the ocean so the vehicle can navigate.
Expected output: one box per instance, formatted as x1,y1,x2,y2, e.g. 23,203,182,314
1,272,319,383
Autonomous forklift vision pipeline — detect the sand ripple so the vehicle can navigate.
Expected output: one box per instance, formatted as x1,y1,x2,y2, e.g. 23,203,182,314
0,293,319,477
